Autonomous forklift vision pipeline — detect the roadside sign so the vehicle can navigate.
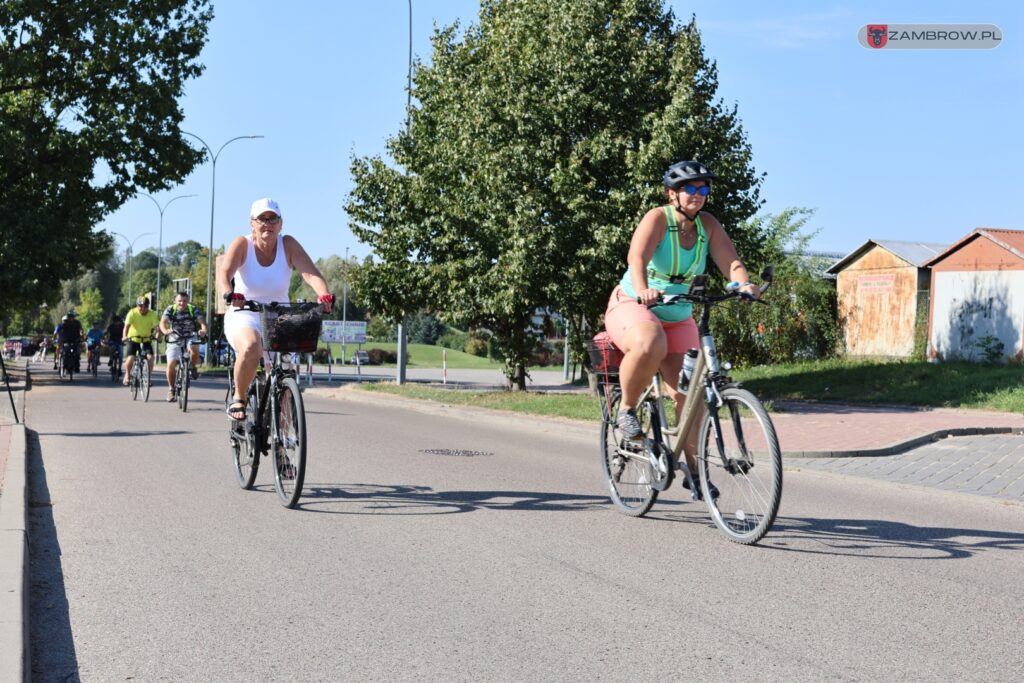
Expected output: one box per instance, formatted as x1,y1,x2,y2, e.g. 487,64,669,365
321,320,366,343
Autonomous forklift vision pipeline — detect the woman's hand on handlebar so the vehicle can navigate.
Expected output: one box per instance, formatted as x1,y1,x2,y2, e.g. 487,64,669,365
739,282,760,302
636,288,662,306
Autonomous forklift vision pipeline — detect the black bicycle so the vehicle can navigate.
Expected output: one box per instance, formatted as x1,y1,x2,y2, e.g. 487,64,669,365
593,268,782,544
60,341,81,382
229,301,323,508
108,340,123,383
87,343,100,379
166,331,200,412
125,335,154,402
223,344,237,411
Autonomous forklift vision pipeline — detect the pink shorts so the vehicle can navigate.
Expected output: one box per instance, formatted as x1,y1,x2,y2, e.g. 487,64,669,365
604,286,699,355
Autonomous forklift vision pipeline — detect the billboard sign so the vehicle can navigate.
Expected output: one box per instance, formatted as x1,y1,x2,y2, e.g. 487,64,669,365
321,320,367,343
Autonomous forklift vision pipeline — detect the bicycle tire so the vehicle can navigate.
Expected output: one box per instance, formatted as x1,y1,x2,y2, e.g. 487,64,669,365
142,361,151,402
272,376,307,509
130,364,139,400
178,360,190,412
696,386,782,545
599,388,658,517
231,382,261,489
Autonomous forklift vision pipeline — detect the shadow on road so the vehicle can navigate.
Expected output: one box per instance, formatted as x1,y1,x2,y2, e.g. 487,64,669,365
758,516,1024,559
35,429,190,438
289,482,609,515
26,428,81,681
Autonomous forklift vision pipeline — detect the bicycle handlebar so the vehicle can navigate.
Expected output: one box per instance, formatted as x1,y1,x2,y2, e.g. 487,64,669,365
639,266,775,309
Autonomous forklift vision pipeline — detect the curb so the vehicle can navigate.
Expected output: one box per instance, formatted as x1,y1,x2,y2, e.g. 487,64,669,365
784,426,1024,458
316,386,1024,459
0,423,28,683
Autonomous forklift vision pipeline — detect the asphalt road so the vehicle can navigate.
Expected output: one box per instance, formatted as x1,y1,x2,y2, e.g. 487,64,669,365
25,369,1024,681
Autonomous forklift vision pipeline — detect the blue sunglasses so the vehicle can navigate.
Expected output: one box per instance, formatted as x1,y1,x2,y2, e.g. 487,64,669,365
680,184,711,196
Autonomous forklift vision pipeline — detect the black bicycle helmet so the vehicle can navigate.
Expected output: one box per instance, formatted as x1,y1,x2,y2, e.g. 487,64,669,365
663,160,716,190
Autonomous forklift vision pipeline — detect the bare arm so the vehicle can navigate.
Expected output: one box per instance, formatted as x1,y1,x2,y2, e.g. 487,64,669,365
703,213,758,296
284,235,333,312
627,208,668,304
216,236,249,300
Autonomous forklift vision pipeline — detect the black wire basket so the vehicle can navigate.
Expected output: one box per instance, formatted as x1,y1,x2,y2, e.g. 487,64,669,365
258,302,324,353
587,332,623,384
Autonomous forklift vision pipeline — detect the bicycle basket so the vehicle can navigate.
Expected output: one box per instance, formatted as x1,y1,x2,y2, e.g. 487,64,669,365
587,331,623,382
258,302,324,353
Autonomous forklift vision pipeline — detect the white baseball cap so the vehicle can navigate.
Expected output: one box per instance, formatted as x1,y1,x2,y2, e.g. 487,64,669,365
249,197,281,218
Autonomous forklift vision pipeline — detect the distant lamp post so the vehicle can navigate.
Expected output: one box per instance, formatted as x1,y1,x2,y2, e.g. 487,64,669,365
111,231,155,309
397,0,414,385
182,131,263,365
138,192,196,310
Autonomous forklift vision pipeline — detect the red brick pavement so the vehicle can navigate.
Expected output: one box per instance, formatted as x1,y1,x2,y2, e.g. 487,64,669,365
771,401,1024,457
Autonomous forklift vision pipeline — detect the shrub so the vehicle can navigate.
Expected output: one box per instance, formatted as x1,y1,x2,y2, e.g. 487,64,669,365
367,348,398,364
464,337,487,357
438,329,468,351
312,347,332,364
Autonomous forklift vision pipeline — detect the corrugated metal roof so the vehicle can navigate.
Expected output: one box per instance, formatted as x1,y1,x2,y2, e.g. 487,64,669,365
924,227,1024,266
826,239,949,274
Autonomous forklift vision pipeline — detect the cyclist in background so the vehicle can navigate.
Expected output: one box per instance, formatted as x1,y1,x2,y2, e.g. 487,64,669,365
159,291,208,402
105,314,125,368
85,320,104,372
122,297,159,386
57,311,85,373
52,314,67,369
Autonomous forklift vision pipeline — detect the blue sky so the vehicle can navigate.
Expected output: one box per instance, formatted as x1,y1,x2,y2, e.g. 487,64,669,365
96,0,1022,264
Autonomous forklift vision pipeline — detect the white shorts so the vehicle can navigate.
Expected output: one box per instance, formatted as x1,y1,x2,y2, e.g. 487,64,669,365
166,340,195,363
223,310,262,349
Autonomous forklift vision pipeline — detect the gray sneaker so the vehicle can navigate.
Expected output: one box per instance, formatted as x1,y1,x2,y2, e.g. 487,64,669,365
616,408,643,440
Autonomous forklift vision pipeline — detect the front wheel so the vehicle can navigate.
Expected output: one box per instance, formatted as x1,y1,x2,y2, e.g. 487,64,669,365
272,376,307,509
142,359,151,402
599,388,658,517
178,361,190,412
130,362,139,400
696,386,782,545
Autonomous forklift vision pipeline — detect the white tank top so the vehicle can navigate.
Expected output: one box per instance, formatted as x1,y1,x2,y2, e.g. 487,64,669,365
233,234,291,303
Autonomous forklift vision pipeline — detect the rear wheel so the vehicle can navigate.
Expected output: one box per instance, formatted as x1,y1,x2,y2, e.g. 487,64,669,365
697,386,782,545
599,388,658,517
272,376,307,509
231,383,261,489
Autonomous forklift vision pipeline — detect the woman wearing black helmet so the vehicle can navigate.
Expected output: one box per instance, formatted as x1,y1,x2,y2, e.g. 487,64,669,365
603,160,759,486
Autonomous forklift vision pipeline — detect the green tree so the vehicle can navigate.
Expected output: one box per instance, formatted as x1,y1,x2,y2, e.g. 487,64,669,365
0,0,213,316
76,288,105,326
347,0,761,389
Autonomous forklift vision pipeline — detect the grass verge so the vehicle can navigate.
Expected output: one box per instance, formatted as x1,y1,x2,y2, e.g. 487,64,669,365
358,358,1024,417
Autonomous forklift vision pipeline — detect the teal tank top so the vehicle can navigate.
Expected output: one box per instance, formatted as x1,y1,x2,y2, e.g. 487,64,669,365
619,207,708,322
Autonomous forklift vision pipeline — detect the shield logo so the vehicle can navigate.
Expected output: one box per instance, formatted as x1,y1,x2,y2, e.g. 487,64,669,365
867,24,888,48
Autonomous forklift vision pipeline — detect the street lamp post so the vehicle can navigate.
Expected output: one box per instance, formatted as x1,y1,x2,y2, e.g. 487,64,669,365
342,247,349,364
111,231,155,309
182,131,263,366
396,0,414,385
138,192,196,311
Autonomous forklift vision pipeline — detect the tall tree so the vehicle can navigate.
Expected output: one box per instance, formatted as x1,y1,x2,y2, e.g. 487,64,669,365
347,0,762,389
0,0,213,316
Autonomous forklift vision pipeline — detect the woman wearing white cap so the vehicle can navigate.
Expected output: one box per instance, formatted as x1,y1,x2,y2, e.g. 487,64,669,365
217,198,334,419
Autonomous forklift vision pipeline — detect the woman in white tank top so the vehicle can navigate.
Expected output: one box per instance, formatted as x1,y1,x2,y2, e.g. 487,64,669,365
216,198,334,419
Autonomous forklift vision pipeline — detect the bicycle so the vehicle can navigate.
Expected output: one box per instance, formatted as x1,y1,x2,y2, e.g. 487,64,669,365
107,340,123,383
125,335,155,402
87,343,100,379
593,268,782,545
60,342,80,382
166,331,200,412
229,300,323,508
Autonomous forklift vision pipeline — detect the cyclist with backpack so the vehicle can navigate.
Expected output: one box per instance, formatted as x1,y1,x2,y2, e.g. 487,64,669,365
159,291,208,402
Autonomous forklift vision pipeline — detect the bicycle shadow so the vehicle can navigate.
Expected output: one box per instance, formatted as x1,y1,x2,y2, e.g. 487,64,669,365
35,429,190,438
267,482,609,516
753,516,1024,560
